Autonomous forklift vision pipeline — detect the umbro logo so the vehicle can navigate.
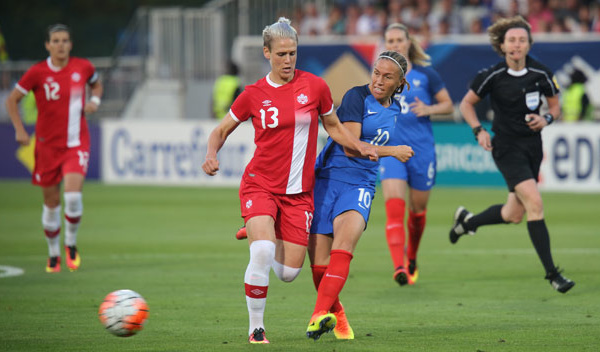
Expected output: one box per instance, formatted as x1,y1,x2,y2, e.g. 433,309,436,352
262,100,272,107
246,200,253,209
250,288,264,296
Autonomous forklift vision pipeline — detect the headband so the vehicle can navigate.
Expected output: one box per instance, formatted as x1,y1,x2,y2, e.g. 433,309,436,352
379,55,405,76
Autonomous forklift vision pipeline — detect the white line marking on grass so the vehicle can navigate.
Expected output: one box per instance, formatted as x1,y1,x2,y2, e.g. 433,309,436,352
433,248,600,255
0,265,25,278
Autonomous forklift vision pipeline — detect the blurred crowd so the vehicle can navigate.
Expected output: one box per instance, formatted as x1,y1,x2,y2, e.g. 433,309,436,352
289,0,600,41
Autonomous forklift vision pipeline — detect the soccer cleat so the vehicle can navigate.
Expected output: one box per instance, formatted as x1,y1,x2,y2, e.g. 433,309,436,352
393,266,409,286
545,268,575,293
65,245,81,271
248,327,269,344
407,259,419,285
46,256,61,273
449,206,474,244
333,306,354,340
235,226,247,240
306,312,337,341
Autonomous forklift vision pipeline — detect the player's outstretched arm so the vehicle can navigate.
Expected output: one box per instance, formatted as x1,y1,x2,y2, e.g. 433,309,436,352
321,111,378,161
202,113,240,176
5,88,29,146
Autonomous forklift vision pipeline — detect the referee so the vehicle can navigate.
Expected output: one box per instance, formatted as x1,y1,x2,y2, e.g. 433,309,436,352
448,16,575,293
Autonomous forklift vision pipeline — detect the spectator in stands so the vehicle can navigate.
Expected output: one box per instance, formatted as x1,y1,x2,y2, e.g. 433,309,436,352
327,4,347,35
356,1,383,35
300,2,329,36
211,60,241,120
527,0,554,32
429,0,463,35
345,4,361,35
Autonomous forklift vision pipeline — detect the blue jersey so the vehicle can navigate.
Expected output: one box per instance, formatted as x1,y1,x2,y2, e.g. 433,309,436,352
393,65,445,154
315,84,399,187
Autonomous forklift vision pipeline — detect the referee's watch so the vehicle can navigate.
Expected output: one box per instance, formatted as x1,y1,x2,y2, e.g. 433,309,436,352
543,113,554,125
472,125,486,140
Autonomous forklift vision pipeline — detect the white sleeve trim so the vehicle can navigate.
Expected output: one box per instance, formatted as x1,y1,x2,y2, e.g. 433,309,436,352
229,109,241,123
15,83,29,95
321,103,335,117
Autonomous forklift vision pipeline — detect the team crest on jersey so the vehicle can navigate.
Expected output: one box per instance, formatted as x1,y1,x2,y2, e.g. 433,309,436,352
71,72,81,82
525,91,540,110
297,93,308,104
412,79,421,87
262,100,272,107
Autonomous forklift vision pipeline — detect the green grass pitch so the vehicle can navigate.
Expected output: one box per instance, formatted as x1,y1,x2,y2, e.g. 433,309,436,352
0,181,599,351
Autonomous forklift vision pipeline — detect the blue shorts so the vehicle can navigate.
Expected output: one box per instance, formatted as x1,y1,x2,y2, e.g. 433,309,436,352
378,150,436,191
311,177,375,235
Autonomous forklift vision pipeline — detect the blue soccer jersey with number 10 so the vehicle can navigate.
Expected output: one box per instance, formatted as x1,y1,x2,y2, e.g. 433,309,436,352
315,84,400,187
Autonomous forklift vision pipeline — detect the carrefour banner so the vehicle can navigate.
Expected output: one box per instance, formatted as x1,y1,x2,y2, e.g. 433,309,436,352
540,123,600,192
101,120,255,186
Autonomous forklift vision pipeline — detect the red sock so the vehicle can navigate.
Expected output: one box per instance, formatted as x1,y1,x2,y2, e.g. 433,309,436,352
312,250,353,315
310,265,343,312
407,209,426,261
385,198,406,269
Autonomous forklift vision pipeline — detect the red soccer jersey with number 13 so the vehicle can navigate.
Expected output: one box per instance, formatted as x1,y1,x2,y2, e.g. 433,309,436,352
230,70,334,195
16,57,98,149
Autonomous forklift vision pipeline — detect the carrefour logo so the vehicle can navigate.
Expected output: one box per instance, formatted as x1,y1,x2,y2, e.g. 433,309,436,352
109,128,247,179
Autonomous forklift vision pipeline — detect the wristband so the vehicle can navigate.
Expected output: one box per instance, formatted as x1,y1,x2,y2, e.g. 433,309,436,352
90,96,101,106
472,125,485,140
543,113,554,125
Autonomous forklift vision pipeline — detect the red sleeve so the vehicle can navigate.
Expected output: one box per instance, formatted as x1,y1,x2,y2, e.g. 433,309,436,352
16,66,38,93
316,77,334,116
229,89,252,123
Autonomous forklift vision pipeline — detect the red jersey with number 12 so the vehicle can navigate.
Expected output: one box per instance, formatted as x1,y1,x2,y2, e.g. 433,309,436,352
16,57,98,149
230,70,334,194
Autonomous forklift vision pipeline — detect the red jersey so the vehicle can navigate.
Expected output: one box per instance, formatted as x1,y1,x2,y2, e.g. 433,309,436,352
230,70,334,194
16,57,98,149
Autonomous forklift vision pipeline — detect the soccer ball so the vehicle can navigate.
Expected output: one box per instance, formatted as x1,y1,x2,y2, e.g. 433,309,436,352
98,289,149,337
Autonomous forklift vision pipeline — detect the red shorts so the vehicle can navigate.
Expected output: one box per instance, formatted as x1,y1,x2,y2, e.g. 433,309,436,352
239,179,314,246
32,145,90,187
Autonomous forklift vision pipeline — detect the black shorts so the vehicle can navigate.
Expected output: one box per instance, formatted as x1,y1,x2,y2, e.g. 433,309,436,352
491,135,543,192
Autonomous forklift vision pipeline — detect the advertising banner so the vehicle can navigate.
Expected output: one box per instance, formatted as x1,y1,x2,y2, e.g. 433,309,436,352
540,123,600,192
101,120,255,186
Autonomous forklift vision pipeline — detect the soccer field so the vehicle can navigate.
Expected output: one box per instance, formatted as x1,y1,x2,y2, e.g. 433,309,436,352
0,181,598,351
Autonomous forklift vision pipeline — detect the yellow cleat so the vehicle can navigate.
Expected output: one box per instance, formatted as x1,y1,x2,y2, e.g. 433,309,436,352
333,306,354,340
46,256,61,273
65,246,80,272
306,312,337,341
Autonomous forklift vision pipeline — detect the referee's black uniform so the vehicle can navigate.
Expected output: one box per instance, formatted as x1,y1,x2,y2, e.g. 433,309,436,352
469,55,559,191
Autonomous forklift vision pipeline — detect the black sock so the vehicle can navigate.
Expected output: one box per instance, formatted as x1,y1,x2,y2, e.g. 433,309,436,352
527,219,556,274
465,204,506,232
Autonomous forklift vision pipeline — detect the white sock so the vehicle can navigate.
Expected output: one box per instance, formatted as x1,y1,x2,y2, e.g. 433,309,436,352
42,204,61,257
272,260,302,282
244,240,275,336
64,192,83,247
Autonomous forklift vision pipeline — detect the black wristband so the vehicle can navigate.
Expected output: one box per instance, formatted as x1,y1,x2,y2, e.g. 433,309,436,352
472,125,485,140
543,113,554,125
